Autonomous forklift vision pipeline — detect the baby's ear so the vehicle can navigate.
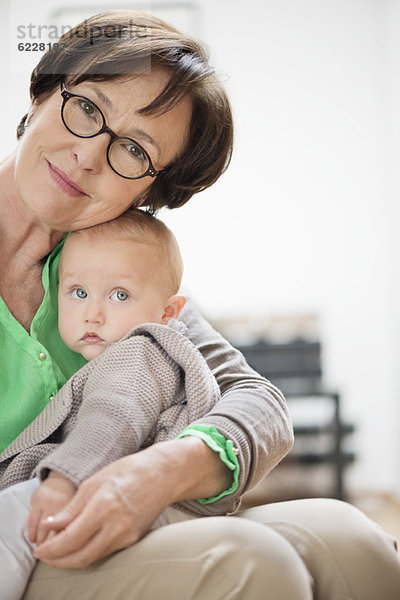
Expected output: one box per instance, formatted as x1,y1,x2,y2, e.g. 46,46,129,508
161,295,186,324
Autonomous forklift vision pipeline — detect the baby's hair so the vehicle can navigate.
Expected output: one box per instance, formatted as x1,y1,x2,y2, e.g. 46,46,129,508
64,208,183,296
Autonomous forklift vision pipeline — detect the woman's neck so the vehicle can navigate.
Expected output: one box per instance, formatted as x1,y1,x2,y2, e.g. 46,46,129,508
0,151,65,264
0,151,65,330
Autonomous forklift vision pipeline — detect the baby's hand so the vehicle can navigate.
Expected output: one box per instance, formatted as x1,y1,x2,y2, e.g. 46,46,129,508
27,471,77,545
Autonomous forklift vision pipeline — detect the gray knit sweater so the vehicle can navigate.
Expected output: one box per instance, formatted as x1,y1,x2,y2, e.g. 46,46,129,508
0,301,293,516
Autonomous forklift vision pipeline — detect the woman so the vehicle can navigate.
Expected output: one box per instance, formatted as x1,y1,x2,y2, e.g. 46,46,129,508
0,10,398,600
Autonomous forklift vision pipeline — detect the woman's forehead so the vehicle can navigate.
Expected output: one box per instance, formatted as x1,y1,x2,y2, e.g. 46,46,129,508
71,70,172,113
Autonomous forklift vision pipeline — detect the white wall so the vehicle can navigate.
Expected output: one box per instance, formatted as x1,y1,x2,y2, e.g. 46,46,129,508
1,0,399,493
383,0,400,494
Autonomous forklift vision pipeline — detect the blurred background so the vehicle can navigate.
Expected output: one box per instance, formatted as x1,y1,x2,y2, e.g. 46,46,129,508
2,0,399,529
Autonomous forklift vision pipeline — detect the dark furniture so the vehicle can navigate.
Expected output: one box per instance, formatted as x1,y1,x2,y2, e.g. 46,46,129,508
236,339,355,500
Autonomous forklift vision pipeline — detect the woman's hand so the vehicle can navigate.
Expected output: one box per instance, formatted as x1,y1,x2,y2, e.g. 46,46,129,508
33,437,231,569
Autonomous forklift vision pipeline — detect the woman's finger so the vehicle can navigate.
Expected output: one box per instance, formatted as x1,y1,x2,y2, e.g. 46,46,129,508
36,523,127,569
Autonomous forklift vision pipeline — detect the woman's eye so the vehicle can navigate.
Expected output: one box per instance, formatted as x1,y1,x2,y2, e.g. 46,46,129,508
79,100,96,116
72,288,87,299
126,143,145,161
111,290,129,302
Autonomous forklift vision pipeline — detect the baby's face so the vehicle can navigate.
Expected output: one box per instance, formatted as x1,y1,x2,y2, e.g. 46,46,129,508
58,234,169,360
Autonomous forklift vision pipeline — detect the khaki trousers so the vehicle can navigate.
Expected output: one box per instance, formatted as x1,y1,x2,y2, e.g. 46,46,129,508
22,498,400,600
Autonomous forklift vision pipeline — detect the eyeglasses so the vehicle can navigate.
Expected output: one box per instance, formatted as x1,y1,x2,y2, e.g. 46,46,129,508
60,81,162,180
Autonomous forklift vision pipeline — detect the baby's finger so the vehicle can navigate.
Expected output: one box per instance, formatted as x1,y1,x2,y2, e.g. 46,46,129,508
34,508,100,561
40,528,58,544
27,508,42,544
47,529,57,540
40,490,85,532
36,516,56,545
40,515,67,532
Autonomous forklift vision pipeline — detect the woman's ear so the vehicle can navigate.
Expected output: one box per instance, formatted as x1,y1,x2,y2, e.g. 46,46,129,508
26,108,34,126
25,99,41,126
18,105,36,137
161,295,186,324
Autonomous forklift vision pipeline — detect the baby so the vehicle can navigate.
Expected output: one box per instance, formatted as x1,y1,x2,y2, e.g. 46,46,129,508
0,208,224,600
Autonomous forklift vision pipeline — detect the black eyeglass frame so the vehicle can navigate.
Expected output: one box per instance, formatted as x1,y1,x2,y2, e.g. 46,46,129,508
60,81,161,180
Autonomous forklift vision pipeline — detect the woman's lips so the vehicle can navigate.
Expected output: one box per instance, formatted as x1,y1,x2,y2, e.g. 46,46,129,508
81,332,104,344
47,161,89,197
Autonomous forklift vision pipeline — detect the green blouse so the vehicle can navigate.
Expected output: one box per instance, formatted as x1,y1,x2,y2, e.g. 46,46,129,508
0,240,86,453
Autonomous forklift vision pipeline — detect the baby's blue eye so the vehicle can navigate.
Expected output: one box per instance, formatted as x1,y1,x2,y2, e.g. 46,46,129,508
111,290,129,302
72,288,87,299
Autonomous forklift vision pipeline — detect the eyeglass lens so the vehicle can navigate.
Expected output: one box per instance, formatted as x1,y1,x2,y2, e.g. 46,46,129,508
63,95,151,178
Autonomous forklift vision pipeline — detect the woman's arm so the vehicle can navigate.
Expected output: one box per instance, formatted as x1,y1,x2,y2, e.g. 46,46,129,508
179,300,294,494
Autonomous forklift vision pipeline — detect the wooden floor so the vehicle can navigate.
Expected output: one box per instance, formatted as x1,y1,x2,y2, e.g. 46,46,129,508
351,492,400,542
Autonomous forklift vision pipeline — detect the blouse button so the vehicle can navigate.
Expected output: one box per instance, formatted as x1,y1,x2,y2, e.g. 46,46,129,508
49,396,55,402
38,352,46,360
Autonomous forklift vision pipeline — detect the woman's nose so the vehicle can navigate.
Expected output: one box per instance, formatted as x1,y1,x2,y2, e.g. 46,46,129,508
71,134,109,173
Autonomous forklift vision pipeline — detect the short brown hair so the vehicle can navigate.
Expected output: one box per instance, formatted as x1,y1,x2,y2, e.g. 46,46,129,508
17,10,233,212
63,207,183,297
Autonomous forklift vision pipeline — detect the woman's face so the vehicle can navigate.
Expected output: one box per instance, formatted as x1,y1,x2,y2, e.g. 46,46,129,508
15,70,192,232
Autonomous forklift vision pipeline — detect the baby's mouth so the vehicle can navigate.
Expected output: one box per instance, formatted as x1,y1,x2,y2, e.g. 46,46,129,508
81,332,104,344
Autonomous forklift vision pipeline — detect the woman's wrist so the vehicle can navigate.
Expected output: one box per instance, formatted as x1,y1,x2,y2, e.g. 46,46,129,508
148,437,233,504
177,426,240,504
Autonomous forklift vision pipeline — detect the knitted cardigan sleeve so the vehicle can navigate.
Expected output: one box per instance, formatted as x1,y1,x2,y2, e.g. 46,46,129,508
179,300,294,499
